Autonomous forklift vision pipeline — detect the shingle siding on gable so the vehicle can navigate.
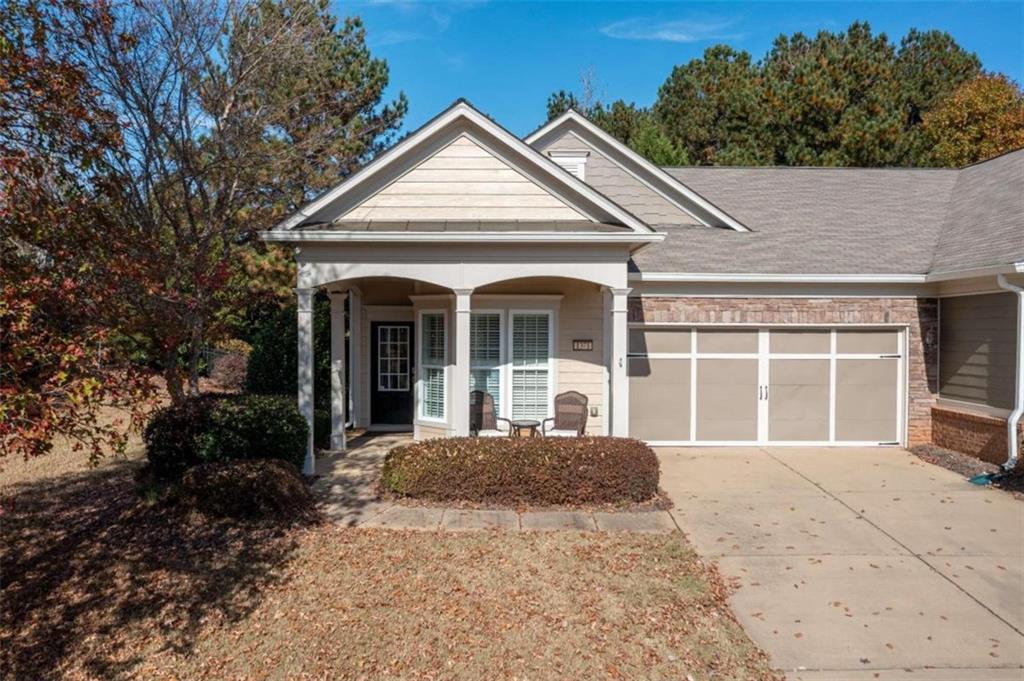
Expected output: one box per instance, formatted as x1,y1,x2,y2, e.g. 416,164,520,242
538,131,698,225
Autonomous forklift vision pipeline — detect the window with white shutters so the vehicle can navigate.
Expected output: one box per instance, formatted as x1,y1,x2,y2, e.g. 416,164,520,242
470,313,502,414
420,312,446,420
510,313,551,419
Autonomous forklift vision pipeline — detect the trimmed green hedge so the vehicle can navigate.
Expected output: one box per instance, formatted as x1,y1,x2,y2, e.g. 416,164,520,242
382,436,659,506
143,395,307,481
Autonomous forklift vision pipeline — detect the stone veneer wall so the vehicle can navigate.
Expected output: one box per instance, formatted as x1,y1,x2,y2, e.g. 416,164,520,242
931,407,1022,468
629,297,940,445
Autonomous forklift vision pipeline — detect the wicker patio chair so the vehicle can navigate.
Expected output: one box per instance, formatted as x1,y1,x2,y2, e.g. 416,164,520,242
469,390,512,437
542,390,588,437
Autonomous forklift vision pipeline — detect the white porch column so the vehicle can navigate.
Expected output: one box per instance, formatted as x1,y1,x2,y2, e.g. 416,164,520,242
328,291,348,451
610,287,631,437
296,287,316,475
348,287,362,428
451,288,474,436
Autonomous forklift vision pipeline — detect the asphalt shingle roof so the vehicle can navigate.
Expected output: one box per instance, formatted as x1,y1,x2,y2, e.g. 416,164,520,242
629,152,1022,276
930,149,1024,274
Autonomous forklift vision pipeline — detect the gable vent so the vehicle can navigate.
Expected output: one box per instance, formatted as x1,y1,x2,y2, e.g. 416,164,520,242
548,150,589,181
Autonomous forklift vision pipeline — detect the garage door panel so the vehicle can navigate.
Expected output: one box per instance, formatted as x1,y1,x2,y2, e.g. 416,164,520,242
697,359,758,441
770,330,831,354
769,359,829,441
836,329,899,354
697,329,758,354
628,358,690,441
835,359,898,441
630,417,689,441
629,328,690,354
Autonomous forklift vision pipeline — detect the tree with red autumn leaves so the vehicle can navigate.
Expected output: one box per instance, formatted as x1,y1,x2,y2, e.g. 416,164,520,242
2,0,406,461
1,0,155,460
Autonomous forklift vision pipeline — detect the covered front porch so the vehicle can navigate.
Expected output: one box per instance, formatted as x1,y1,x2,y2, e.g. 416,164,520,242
294,244,634,474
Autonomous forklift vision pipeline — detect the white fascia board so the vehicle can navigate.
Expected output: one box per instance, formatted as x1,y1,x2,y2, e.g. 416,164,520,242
273,101,653,235
924,261,1024,282
525,110,749,233
630,271,928,284
261,230,666,244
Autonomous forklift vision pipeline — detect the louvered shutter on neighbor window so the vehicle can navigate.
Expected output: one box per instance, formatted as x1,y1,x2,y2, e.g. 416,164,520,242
420,313,445,419
470,313,502,414
511,314,550,419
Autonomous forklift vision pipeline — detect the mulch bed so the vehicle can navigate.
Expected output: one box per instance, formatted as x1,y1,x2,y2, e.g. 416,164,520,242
910,443,1024,500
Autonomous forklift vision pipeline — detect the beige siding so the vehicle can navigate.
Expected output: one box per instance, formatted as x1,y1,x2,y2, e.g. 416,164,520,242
554,281,605,435
341,135,586,222
940,293,1017,410
539,130,694,224
417,423,450,440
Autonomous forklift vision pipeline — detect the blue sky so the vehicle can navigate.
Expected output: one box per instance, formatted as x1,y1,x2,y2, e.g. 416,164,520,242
342,1,1024,137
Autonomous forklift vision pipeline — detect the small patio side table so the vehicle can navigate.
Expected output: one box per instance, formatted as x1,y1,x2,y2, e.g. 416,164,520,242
510,419,541,438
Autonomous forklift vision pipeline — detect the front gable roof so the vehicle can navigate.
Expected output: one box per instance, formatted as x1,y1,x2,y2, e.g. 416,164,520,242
525,110,749,232
271,100,657,238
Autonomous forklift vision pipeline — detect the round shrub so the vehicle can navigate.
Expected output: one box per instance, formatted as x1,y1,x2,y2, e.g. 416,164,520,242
381,436,659,506
181,459,313,520
144,394,307,481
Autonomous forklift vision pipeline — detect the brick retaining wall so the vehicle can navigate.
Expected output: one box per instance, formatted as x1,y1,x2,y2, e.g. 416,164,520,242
629,297,940,445
931,406,1022,468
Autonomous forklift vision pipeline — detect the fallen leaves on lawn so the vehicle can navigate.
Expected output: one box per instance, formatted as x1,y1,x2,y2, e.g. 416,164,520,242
2,463,780,681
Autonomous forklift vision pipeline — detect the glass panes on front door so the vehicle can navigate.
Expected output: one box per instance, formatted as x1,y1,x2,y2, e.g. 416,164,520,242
377,325,410,392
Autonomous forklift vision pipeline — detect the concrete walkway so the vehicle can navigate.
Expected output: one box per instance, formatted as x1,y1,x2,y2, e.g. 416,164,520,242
659,446,1024,680
315,433,677,533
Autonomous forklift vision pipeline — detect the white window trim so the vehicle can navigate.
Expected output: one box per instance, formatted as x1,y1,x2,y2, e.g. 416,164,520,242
417,309,448,423
508,309,556,421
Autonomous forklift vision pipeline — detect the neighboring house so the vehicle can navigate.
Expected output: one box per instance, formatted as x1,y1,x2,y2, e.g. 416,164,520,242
263,100,1024,475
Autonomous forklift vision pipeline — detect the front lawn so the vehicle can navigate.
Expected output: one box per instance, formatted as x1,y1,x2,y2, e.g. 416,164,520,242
2,435,777,680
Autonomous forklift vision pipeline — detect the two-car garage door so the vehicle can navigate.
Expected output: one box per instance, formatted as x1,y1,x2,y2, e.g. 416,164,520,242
628,327,904,445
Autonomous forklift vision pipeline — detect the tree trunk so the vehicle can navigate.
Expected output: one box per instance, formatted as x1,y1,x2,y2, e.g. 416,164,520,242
187,332,203,397
163,352,186,404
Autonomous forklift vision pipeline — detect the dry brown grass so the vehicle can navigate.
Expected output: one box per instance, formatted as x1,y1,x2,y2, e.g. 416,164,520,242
1,407,777,681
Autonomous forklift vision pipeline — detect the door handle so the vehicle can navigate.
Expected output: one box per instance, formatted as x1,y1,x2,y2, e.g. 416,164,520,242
759,385,764,400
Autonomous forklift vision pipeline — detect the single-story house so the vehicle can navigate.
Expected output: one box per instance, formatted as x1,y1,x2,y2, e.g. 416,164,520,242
261,100,1023,475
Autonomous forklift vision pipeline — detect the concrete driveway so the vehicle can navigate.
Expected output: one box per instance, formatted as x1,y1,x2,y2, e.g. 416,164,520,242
658,447,1024,680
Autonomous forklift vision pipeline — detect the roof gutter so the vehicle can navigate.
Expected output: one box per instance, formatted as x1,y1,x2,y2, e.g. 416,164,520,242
996,273,1024,472
260,230,666,244
629,272,927,284
924,261,1024,282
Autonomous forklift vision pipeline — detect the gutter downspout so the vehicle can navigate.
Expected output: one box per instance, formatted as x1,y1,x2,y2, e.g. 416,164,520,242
996,274,1023,472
